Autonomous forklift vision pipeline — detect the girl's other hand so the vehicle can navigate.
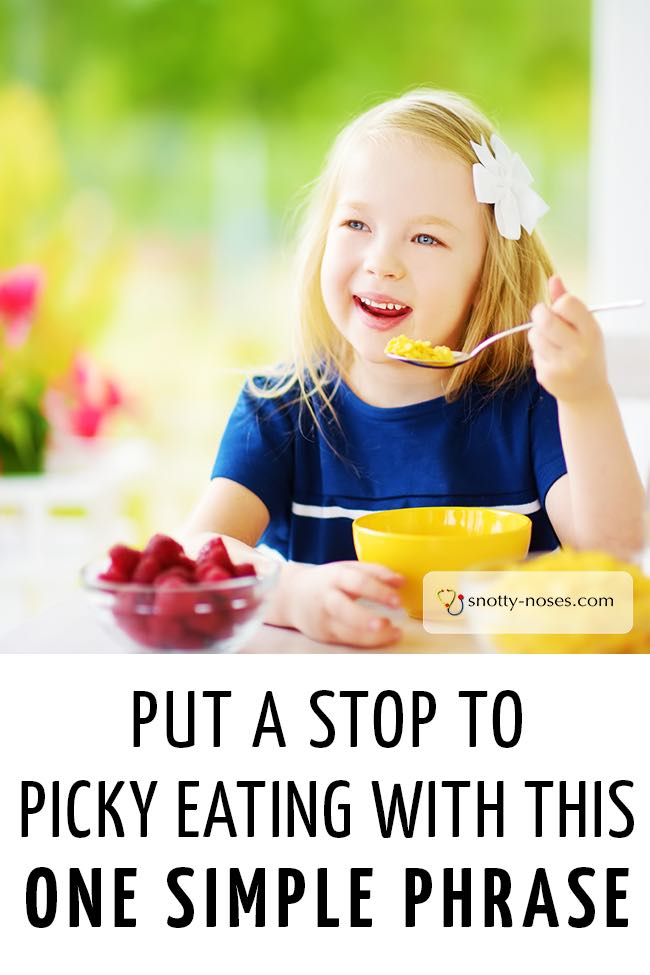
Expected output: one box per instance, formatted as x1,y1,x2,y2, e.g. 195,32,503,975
274,561,404,648
528,275,609,404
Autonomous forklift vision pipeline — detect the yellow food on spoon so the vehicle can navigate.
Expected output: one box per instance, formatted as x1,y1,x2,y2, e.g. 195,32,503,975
489,549,650,653
385,334,456,365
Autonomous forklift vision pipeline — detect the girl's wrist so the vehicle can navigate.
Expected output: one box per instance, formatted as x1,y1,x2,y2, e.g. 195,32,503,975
264,561,303,628
556,380,615,413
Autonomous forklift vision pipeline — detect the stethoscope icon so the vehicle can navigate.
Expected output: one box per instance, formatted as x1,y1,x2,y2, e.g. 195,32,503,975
436,588,465,616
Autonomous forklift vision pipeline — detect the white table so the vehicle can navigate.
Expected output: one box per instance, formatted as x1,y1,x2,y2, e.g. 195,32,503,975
0,595,481,654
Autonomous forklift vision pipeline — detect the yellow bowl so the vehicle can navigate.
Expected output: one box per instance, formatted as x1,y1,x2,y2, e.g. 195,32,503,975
352,506,532,618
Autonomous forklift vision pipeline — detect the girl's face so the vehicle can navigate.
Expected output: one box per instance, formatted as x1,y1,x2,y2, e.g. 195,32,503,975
320,134,487,387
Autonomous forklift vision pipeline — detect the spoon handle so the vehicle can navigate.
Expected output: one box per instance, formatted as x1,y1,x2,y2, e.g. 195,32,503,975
474,299,645,356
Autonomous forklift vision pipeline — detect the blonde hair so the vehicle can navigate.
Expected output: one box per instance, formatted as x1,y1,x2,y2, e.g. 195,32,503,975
252,87,553,421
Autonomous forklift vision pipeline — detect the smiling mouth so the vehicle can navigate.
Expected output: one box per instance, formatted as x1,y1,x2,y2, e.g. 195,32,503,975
353,295,413,329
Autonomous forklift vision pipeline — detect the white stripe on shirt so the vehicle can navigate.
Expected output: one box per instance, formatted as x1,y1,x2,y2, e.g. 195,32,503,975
494,500,541,514
291,499,541,520
292,502,376,520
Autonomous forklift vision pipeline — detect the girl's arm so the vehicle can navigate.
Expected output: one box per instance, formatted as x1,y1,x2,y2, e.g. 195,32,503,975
180,478,404,647
529,276,645,555
181,476,270,548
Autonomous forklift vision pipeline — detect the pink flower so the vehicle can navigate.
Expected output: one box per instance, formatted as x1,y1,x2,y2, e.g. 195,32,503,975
45,352,126,439
0,265,43,347
69,403,105,438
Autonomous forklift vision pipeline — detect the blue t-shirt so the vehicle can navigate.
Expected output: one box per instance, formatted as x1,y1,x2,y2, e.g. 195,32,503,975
211,373,567,563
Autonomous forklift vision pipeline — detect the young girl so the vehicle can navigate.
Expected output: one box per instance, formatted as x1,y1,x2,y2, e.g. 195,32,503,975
183,89,645,647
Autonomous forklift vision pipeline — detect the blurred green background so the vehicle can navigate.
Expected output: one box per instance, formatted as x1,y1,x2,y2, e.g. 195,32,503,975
0,0,591,548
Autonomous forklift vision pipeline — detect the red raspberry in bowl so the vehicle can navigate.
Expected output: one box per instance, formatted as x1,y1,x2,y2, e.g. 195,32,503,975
86,530,274,652
107,544,141,580
154,575,199,617
143,533,185,569
197,536,236,574
99,564,129,584
175,554,198,577
154,566,194,586
233,562,257,578
189,605,234,640
196,564,232,584
132,554,163,584
115,587,154,617
149,615,188,649
172,630,210,650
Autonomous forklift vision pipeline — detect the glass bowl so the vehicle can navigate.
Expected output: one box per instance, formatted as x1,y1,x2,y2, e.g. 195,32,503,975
81,559,279,653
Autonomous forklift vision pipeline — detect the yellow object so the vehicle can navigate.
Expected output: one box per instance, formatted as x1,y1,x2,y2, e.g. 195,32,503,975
385,334,456,364
489,549,650,653
352,506,532,618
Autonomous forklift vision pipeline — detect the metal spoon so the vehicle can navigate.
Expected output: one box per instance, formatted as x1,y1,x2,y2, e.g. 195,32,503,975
386,299,645,369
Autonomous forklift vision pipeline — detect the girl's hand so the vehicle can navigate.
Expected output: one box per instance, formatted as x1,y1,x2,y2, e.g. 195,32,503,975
277,561,404,648
528,275,609,404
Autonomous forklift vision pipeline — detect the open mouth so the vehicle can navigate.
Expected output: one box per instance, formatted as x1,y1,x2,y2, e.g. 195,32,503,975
353,295,413,329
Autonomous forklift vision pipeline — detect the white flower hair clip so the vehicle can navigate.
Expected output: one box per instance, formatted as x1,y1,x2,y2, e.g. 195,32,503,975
470,134,549,240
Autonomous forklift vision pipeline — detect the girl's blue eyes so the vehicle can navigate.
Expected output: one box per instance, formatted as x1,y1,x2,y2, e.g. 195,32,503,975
413,233,439,246
344,220,443,247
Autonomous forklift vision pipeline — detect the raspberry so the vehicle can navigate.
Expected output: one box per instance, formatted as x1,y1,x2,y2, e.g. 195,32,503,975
176,555,197,577
99,565,128,584
149,615,187,649
114,589,154,617
233,562,257,578
143,534,185,569
196,537,235,574
114,611,157,648
189,606,234,640
114,590,137,614
108,544,141,580
154,576,198,616
100,530,261,651
148,614,207,650
171,629,208,651
154,566,194,586
132,555,163,583
196,564,231,584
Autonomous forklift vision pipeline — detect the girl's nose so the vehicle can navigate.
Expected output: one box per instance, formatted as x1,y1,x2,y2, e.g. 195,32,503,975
362,239,405,279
